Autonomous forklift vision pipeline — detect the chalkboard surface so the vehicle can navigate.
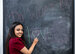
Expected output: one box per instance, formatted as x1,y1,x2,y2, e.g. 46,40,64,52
3,0,73,54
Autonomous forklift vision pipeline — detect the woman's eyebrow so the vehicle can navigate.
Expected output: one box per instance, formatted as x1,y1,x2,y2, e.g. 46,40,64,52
16,28,23,30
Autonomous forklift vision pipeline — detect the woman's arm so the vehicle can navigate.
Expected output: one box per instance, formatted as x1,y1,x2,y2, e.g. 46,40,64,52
20,38,38,54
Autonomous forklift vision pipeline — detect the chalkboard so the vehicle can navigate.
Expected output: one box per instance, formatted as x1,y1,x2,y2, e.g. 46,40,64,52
3,0,73,54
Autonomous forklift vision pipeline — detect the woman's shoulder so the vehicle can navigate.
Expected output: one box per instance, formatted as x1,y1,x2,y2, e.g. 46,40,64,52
9,37,25,50
9,37,22,43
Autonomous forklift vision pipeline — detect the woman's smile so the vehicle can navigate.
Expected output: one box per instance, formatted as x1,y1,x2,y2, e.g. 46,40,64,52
17,33,23,36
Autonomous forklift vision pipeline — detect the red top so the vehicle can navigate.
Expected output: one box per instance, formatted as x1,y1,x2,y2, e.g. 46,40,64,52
9,37,25,54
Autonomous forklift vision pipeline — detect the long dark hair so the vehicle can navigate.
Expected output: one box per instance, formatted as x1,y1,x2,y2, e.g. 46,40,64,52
6,22,26,54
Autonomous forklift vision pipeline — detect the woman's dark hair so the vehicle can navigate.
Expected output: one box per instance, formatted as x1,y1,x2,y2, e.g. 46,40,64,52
6,22,26,54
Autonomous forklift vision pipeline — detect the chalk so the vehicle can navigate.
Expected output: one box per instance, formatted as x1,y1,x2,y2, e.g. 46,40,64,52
26,26,31,43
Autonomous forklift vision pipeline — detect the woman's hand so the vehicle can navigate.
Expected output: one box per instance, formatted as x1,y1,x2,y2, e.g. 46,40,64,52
33,38,38,45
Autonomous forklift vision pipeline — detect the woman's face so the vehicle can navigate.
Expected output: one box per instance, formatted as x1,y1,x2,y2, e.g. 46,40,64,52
14,24,23,37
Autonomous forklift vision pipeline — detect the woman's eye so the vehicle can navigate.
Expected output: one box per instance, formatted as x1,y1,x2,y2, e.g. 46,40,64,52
17,29,20,31
16,29,23,31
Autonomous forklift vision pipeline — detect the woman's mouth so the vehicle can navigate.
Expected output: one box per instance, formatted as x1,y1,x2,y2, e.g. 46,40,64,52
17,33,22,35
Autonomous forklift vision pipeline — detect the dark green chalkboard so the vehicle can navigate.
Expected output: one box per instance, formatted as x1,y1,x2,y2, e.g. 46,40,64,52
3,0,73,54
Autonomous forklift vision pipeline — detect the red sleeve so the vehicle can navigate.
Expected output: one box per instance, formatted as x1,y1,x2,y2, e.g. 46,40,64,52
13,38,25,51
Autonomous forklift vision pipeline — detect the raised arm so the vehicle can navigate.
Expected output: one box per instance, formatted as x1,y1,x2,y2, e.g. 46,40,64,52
20,38,38,54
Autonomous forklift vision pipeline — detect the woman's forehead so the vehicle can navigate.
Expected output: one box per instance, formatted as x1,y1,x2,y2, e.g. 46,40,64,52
15,25,23,29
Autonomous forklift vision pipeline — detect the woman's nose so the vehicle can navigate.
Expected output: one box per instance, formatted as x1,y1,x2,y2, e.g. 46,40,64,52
19,30,23,33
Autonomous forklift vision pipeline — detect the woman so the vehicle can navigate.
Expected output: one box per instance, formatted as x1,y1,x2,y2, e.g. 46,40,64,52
6,22,38,54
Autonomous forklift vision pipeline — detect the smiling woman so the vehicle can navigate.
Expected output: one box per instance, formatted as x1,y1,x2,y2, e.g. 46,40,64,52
5,22,38,54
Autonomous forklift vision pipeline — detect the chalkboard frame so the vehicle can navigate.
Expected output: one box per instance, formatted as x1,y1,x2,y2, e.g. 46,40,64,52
3,0,74,54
